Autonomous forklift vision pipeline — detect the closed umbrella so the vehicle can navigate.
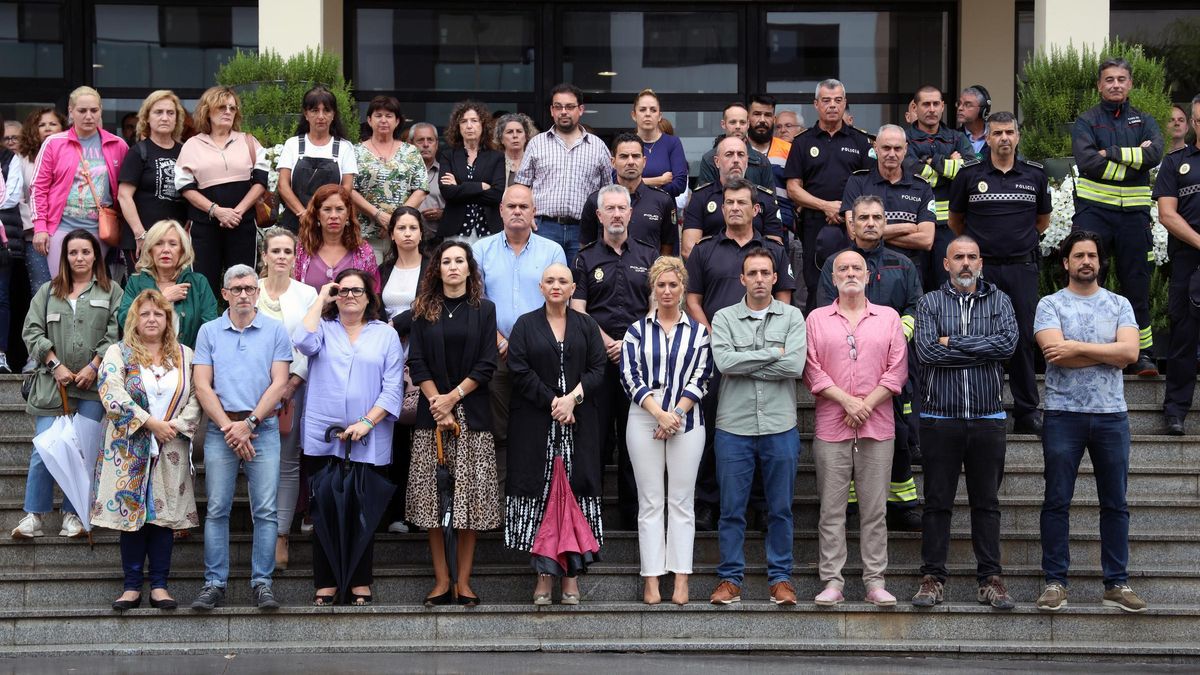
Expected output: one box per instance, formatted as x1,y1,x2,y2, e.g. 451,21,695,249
32,385,104,537
435,422,461,583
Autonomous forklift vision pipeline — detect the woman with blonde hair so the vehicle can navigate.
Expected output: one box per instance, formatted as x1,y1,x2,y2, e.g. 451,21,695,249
117,91,187,259
175,86,269,294
118,219,217,348
30,85,128,274
94,289,201,610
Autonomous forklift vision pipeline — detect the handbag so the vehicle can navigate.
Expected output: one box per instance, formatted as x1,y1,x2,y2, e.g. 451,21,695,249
245,135,275,228
80,161,120,246
20,290,53,401
398,365,420,425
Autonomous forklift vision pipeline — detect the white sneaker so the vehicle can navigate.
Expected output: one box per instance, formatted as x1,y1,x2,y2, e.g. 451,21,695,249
299,517,313,535
387,521,410,534
11,513,44,539
59,513,85,538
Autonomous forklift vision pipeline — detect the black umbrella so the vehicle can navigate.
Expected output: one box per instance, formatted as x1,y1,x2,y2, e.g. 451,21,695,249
436,422,461,584
309,425,397,603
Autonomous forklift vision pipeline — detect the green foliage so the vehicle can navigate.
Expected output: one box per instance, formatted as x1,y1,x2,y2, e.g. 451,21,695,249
1018,39,1174,163
215,49,357,148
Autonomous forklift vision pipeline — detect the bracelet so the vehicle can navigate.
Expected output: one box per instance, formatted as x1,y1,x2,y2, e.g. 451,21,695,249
456,385,466,400
87,362,99,372
136,232,147,241
358,416,376,430
207,203,217,218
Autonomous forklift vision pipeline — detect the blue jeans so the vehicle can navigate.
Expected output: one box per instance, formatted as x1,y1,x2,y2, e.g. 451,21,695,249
535,217,580,265
24,398,104,514
714,428,799,585
1040,410,1130,587
202,417,280,589
24,240,51,292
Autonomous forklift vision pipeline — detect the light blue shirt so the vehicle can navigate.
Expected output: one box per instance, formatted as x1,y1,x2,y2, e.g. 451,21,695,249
193,310,292,412
475,230,567,337
1034,287,1136,414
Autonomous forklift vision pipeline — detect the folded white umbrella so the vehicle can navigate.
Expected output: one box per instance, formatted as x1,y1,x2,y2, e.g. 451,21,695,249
33,412,105,532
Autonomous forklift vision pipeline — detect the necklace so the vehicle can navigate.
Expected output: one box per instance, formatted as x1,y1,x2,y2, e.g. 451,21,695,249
445,299,466,318
368,138,396,161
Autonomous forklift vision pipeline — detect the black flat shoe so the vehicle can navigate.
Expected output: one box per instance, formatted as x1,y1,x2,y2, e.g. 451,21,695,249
313,593,336,607
149,596,177,610
112,594,141,611
423,590,454,607
457,593,481,607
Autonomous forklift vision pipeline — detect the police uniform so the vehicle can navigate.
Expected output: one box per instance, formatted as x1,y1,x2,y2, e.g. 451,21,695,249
841,166,937,276
1156,145,1200,422
1072,98,1165,359
698,136,776,193
683,181,785,243
950,157,1052,425
815,242,923,515
906,122,976,289
684,231,795,519
783,124,874,310
573,236,658,529
580,182,677,253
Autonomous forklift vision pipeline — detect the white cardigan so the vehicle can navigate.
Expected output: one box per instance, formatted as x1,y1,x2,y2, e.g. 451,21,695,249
258,278,319,380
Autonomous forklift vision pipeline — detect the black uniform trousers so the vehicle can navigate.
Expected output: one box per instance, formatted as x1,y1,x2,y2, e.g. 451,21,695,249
596,360,638,526
984,258,1041,421
1072,205,1154,337
801,215,851,313
1165,245,1200,419
927,223,955,291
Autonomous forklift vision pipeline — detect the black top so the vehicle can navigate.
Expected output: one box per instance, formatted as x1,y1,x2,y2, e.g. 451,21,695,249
437,147,505,239
816,242,923,316
440,294,470,384
841,167,936,256
580,182,677,252
949,158,1052,258
117,139,187,247
407,298,499,431
783,124,875,221
683,181,785,240
571,237,656,338
1154,145,1200,243
684,230,796,322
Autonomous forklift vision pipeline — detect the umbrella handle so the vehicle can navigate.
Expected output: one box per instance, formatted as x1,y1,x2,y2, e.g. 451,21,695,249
435,422,461,466
58,384,70,416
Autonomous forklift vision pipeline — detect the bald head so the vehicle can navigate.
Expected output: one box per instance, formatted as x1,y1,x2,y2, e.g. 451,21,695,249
501,184,535,234
715,135,748,183
540,261,575,305
832,250,868,297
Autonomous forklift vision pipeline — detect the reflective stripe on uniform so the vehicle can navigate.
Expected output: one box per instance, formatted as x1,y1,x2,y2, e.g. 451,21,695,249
888,478,918,503
934,199,950,222
1139,325,1153,350
942,158,963,180
920,163,939,188
1120,146,1145,171
1101,161,1127,182
848,479,857,504
901,314,915,340
1075,177,1153,208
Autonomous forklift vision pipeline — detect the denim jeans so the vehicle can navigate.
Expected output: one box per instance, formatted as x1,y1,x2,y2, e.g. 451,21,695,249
202,417,280,589
24,239,51,291
714,428,799,585
0,259,12,352
120,523,174,591
1040,410,1130,587
535,217,580,265
24,398,105,514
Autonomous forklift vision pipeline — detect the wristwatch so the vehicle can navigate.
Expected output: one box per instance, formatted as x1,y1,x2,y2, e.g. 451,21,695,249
46,358,61,371
245,414,260,430
573,392,584,405
673,406,685,418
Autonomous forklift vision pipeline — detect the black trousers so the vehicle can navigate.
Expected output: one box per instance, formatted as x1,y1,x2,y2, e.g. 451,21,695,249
388,423,414,523
303,455,386,590
1072,205,1154,336
984,259,1041,420
801,215,850,313
1165,244,1200,419
918,416,1006,583
596,360,637,525
190,219,258,299
926,223,955,291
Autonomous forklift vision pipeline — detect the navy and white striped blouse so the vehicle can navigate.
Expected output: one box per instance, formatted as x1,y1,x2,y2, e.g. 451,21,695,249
620,312,713,433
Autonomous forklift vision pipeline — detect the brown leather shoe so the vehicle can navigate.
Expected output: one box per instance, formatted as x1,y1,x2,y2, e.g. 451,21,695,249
770,580,797,606
709,580,741,605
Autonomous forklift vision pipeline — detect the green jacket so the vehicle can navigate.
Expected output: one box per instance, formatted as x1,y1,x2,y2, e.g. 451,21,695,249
22,279,124,416
118,268,218,349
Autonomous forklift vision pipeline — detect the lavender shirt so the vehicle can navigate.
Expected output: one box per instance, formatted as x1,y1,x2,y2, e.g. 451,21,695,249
293,318,405,465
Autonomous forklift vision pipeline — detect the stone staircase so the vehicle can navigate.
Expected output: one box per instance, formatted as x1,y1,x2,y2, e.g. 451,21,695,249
0,374,1197,663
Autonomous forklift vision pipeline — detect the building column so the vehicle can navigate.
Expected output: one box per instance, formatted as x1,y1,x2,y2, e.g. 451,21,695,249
959,0,1017,113
259,0,344,59
1034,0,1109,54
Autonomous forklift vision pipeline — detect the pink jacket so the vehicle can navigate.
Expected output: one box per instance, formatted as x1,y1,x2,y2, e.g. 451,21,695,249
30,128,128,236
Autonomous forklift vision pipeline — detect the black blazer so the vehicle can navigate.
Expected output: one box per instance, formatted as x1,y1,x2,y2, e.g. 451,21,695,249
436,147,505,239
379,255,429,298
406,298,499,431
505,306,607,500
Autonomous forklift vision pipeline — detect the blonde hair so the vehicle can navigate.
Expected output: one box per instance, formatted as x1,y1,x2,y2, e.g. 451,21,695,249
258,227,299,277
648,255,686,289
68,86,101,109
193,86,242,134
135,220,195,275
122,289,181,371
135,90,185,142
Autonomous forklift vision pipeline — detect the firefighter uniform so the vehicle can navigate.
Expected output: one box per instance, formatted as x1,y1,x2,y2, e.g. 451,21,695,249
906,122,976,290
1156,145,1200,423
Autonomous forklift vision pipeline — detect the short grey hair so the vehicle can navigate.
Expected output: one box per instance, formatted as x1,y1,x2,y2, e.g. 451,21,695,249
408,121,437,138
223,264,258,288
851,194,885,217
985,110,1019,132
492,112,538,148
597,184,631,208
815,79,846,99
876,123,906,140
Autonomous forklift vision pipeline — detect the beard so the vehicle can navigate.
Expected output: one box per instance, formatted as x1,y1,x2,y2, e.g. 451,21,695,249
952,268,982,289
748,124,773,145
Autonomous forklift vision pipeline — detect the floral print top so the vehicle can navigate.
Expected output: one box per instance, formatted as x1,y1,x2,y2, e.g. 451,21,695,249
353,141,428,240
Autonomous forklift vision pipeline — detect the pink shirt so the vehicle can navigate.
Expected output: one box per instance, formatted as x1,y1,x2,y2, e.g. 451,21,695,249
804,298,907,442
294,242,381,293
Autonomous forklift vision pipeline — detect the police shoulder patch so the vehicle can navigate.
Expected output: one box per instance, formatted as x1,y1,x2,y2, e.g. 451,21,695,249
1021,159,1044,169
755,184,773,194
694,181,714,191
578,240,599,252
851,168,871,175
962,158,982,168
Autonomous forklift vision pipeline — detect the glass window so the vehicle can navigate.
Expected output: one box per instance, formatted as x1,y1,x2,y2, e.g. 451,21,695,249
1016,9,1034,79
561,11,740,94
1111,9,1200,99
92,4,257,90
355,9,535,93
0,2,64,79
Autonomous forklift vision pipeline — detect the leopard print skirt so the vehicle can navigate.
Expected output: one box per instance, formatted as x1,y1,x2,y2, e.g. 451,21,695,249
406,405,502,531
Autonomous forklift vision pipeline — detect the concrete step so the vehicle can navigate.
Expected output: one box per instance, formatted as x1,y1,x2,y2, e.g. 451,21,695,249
795,404,1177,435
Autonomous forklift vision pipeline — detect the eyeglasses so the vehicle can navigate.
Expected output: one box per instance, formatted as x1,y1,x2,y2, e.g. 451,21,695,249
550,104,579,112
2,136,17,143
217,104,238,113
226,285,258,296
337,287,366,298
846,334,857,361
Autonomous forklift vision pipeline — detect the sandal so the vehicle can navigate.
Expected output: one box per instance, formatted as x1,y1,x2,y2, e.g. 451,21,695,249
312,593,336,607
350,592,373,606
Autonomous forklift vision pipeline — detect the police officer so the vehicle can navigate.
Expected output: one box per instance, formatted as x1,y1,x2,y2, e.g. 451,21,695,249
685,177,795,531
1072,57,1165,376
842,124,936,273
698,102,775,191
1157,95,1200,436
815,194,924,531
949,111,1052,436
573,184,658,529
682,136,784,259
907,84,976,290
785,78,874,312
580,132,676,255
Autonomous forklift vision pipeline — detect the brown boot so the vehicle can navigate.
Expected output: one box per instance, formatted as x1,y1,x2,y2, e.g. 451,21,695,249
275,535,289,571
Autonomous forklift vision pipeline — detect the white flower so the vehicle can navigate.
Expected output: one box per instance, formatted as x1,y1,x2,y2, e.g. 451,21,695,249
1039,167,1169,264
265,144,284,193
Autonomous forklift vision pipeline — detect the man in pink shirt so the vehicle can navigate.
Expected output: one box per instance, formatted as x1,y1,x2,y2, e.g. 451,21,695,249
804,249,908,607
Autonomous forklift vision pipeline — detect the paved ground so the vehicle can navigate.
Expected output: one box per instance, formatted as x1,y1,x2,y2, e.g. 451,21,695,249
1,653,1195,674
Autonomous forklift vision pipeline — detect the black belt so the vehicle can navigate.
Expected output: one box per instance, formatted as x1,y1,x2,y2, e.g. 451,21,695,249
541,215,580,225
983,253,1037,265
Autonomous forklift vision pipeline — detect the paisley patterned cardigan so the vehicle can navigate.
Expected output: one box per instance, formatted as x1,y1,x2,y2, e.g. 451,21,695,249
90,343,201,532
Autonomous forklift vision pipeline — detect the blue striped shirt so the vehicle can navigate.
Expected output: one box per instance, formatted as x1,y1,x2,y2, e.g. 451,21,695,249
620,312,713,433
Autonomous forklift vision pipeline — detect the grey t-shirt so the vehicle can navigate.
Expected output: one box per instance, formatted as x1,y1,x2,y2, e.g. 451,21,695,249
60,132,109,235
1034,287,1136,413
